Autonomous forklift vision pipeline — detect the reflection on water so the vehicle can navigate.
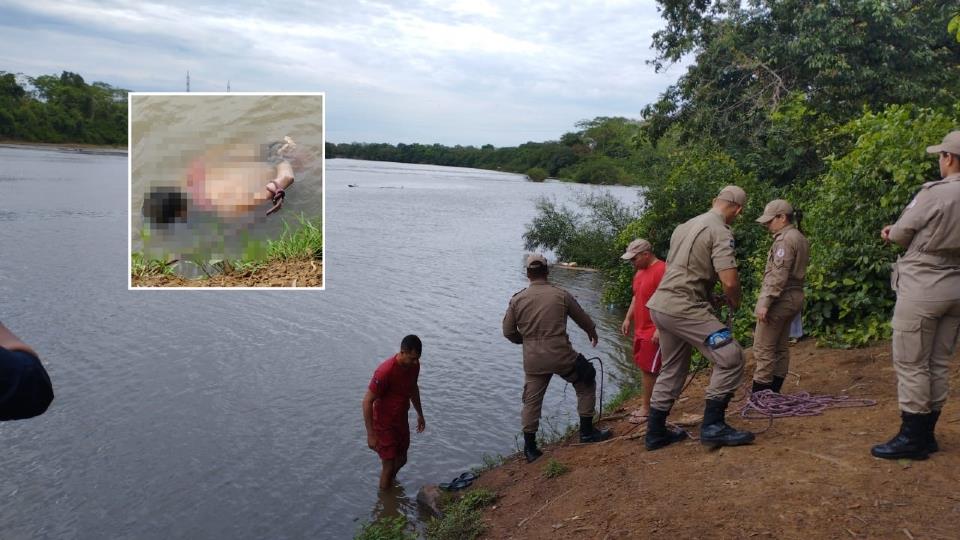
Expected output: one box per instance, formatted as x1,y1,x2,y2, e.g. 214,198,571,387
1,149,643,539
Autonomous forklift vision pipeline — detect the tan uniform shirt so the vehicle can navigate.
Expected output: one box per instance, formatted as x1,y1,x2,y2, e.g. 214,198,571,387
646,210,737,320
502,281,597,375
889,172,960,300
756,224,810,311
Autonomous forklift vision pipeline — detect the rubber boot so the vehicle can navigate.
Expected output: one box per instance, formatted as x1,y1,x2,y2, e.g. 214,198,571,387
870,412,930,460
579,415,612,443
927,409,941,454
523,432,543,463
751,380,773,394
771,376,785,393
700,397,755,448
644,407,689,451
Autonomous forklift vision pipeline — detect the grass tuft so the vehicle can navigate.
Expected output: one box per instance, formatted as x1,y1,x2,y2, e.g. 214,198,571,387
354,515,415,540
426,488,497,540
542,458,570,479
267,213,323,261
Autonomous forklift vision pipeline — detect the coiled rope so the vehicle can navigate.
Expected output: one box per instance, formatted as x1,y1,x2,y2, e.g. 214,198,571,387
738,389,877,421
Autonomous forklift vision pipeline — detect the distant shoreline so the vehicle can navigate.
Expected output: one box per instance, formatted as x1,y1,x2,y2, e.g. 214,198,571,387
0,139,128,156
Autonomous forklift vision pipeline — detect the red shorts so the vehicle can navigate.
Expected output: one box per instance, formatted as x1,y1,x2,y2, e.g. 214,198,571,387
374,422,410,461
632,336,662,374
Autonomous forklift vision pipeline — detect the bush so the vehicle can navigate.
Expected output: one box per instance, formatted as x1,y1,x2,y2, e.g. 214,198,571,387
523,191,641,267
543,459,570,479
802,104,959,347
526,167,548,182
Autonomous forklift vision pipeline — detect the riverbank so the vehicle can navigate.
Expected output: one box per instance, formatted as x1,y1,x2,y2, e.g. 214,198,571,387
471,339,960,539
0,139,127,155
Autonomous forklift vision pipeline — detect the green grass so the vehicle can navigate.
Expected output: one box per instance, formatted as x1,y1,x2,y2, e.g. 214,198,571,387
354,516,415,540
604,381,641,415
426,489,497,540
542,458,570,479
266,213,323,261
131,252,176,278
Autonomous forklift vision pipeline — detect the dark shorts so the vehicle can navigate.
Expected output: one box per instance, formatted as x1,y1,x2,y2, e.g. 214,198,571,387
632,336,662,374
0,348,54,421
374,422,410,461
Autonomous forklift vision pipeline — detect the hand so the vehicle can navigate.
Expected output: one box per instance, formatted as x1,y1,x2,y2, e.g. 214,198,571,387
266,189,285,216
621,319,630,337
756,307,768,323
590,335,598,347
880,225,892,242
416,415,426,433
367,432,377,451
651,329,660,345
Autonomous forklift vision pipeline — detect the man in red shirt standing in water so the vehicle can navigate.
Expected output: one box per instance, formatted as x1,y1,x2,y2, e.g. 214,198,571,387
362,335,426,490
620,238,666,423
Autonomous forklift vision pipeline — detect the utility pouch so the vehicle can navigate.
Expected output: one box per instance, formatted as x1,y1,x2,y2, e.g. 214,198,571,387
704,328,733,350
571,353,596,385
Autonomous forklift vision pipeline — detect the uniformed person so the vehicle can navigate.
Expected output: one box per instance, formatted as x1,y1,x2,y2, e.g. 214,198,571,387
872,130,960,460
644,186,755,450
750,199,810,393
502,254,612,463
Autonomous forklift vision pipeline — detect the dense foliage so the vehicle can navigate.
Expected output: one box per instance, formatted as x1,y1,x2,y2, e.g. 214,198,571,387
524,1,960,347
0,71,128,145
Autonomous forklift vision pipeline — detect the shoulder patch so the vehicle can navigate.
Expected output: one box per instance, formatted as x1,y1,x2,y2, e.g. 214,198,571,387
906,196,918,209
775,246,785,259
730,239,736,249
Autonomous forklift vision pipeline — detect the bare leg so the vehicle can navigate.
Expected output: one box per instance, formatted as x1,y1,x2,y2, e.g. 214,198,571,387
379,458,397,491
641,371,658,416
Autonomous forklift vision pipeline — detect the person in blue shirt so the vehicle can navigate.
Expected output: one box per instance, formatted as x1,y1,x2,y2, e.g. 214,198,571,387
0,321,53,420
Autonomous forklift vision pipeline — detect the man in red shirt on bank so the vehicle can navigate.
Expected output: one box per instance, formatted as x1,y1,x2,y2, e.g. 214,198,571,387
620,239,666,422
362,335,426,491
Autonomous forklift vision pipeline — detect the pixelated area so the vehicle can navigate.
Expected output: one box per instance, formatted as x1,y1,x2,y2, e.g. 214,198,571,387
130,94,324,286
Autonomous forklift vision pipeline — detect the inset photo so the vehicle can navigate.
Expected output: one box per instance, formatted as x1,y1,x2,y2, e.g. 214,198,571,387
129,93,324,288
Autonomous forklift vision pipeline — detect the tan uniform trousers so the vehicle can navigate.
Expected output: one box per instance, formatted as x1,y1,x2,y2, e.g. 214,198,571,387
752,288,804,384
521,366,596,434
892,297,960,414
649,309,745,411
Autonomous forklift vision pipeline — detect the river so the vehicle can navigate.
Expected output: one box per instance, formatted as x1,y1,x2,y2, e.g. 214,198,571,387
0,148,642,539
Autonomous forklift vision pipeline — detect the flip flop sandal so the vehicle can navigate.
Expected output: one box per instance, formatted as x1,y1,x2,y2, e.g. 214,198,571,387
628,412,649,425
439,478,472,491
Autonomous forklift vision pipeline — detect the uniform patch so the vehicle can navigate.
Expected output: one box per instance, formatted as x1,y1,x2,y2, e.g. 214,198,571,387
730,239,735,249
907,197,918,209
776,247,785,258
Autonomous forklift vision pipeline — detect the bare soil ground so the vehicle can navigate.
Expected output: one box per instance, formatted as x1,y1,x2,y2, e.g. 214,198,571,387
475,340,960,539
131,258,323,287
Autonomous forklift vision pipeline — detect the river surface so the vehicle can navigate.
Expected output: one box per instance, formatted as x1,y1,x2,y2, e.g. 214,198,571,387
0,148,643,539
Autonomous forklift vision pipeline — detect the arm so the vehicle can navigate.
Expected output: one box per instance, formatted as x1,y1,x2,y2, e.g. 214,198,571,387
566,292,599,347
266,161,295,216
362,390,378,450
885,191,936,249
755,240,795,320
621,295,636,336
502,301,523,344
0,322,39,358
411,384,425,433
718,268,741,310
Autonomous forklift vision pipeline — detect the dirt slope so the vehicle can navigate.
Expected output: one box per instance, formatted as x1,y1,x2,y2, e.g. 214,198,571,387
475,340,960,539
132,258,323,287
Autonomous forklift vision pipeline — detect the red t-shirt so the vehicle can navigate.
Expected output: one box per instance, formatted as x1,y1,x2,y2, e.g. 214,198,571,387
632,259,666,340
368,355,419,429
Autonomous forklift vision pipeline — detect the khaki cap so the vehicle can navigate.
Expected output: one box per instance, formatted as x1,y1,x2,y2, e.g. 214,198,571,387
526,253,548,269
620,238,653,259
926,130,960,155
716,185,747,206
756,199,794,223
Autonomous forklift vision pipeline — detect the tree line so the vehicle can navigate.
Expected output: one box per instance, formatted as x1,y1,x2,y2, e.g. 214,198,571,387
0,71,128,145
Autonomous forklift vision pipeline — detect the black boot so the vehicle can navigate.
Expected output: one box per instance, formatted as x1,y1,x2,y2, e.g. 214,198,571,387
751,380,773,394
928,409,941,454
644,407,689,451
700,397,755,448
771,376,785,393
870,412,930,460
523,432,543,463
579,415,612,443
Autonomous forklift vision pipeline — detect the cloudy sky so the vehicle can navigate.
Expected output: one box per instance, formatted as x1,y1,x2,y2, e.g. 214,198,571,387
0,0,687,147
